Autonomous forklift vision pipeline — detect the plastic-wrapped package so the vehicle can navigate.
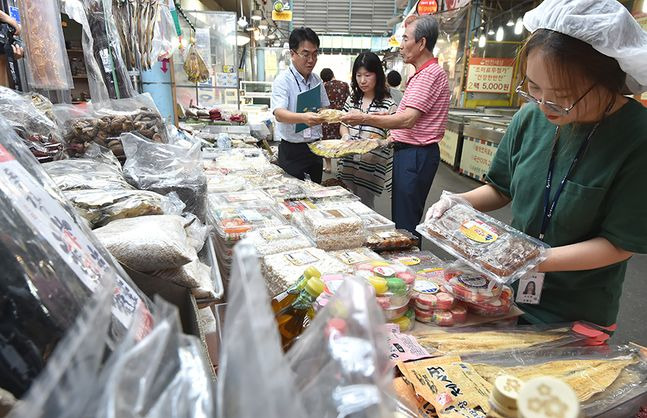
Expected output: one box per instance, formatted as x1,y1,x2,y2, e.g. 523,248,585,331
459,345,647,414
218,241,309,418
63,188,185,228
412,278,456,311
0,87,64,163
0,119,151,398
329,247,384,267
389,308,415,332
287,276,397,417
465,287,514,317
366,229,419,252
412,323,589,357
306,186,360,204
19,0,73,90
264,183,308,201
151,2,178,61
442,262,506,304
263,248,350,296
44,158,133,191
206,174,247,193
87,297,214,418
244,225,314,256
358,212,396,232
414,304,468,327
298,208,364,235
210,205,286,242
184,214,210,253
417,193,550,284
308,138,382,158
122,133,208,221
208,189,274,210
7,286,112,418
382,250,445,279
94,214,198,271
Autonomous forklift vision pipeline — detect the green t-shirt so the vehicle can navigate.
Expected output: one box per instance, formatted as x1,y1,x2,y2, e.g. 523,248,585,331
486,100,647,326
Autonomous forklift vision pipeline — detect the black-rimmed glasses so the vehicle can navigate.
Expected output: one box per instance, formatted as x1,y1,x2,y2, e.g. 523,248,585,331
515,76,596,115
292,49,319,61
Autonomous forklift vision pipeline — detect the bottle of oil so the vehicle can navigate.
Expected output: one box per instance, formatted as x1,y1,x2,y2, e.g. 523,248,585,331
275,275,325,350
271,266,321,315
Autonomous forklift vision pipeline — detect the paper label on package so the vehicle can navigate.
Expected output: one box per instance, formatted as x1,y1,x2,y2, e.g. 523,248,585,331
0,145,140,328
337,250,371,265
384,324,432,363
516,271,544,305
460,219,498,243
260,226,298,241
284,249,319,266
240,209,264,222
398,256,421,266
414,279,440,294
457,274,488,289
99,48,115,73
417,267,444,280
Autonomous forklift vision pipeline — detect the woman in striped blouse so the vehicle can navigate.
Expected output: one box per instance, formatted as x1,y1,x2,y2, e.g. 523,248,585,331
338,52,397,209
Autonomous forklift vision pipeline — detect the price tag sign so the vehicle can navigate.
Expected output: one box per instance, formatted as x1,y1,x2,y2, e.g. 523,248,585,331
0,145,142,327
465,57,515,94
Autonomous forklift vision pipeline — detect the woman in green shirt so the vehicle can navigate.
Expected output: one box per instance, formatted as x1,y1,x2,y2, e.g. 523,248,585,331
427,0,647,328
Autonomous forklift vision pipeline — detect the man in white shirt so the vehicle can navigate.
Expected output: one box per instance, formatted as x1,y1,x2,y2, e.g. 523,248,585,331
271,27,330,183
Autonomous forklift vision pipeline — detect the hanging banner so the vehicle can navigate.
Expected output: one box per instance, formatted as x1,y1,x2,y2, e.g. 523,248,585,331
272,0,293,21
465,57,514,94
443,0,470,11
417,0,438,15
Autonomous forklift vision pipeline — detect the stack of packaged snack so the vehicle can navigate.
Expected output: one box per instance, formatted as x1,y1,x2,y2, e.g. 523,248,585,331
293,207,367,251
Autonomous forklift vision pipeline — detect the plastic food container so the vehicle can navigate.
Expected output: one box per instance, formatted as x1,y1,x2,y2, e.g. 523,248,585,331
389,308,415,332
383,303,410,320
210,205,286,242
244,225,314,256
366,229,419,252
208,189,274,209
416,195,550,284
414,304,468,326
466,286,514,317
442,262,504,304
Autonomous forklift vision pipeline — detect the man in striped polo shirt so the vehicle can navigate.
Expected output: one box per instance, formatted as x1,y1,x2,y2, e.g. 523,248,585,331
342,15,450,235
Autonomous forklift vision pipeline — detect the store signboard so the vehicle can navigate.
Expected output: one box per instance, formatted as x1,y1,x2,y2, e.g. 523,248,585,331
466,57,514,94
459,136,498,182
417,0,438,15
272,0,293,21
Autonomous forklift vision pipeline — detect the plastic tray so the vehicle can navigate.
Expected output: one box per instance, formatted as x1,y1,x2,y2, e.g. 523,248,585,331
441,262,505,304
243,225,314,256
209,205,286,242
206,174,247,193
208,189,274,209
366,229,419,252
359,212,396,232
298,208,364,235
416,203,549,285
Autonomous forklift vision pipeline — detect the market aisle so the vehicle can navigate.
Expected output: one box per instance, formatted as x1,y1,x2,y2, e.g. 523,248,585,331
326,161,647,345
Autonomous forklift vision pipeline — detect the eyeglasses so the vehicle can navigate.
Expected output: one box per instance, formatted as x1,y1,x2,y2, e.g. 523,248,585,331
515,77,596,116
292,49,319,61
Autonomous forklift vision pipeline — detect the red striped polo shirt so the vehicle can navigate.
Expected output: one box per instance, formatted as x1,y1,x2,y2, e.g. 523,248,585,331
392,58,450,146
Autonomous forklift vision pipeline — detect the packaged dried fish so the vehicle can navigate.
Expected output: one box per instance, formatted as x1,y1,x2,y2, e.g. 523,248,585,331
184,43,210,83
94,214,198,271
367,229,419,252
417,193,549,284
43,158,133,192
308,139,381,158
318,109,345,123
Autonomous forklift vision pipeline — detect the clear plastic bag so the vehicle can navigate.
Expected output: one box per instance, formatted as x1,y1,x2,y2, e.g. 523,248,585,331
43,157,133,191
287,276,397,417
417,191,550,285
0,119,152,398
217,241,308,418
94,214,198,272
7,285,113,418
19,0,74,90
151,3,178,61
122,133,208,221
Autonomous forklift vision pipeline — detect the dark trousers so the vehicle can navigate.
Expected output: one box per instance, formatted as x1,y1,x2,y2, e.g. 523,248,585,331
392,142,440,236
277,140,323,184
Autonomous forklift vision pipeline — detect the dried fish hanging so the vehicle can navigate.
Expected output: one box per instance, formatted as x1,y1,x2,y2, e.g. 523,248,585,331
18,0,74,90
112,0,161,71
183,39,210,83
84,0,135,99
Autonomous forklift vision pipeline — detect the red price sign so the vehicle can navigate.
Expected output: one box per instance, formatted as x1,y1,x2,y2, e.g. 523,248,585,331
417,0,438,15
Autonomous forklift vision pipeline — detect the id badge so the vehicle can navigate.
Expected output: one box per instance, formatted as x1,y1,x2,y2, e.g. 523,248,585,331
303,128,312,140
515,271,544,305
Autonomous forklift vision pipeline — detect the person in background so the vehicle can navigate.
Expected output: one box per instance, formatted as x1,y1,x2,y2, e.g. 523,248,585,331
426,0,647,328
341,15,450,235
271,27,329,183
0,10,23,88
386,70,403,105
337,52,397,209
320,67,350,173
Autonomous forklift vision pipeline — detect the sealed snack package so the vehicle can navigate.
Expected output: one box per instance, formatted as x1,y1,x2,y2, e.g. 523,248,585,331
417,191,549,284
208,189,274,210
287,276,397,417
94,215,198,271
263,247,350,296
442,262,506,304
244,225,314,256
0,121,151,398
308,139,382,158
218,242,308,418
210,205,286,242
367,229,419,252
383,250,445,279
412,324,589,357
318,108,345,123
43,156,133,192
329,247,384,267
299,207,364,235
397,356,491,417
122,133,208,221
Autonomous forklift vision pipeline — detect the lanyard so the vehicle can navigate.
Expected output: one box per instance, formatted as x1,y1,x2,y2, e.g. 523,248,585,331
289,68,311,93
538,122,602,240
352,98,376,140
